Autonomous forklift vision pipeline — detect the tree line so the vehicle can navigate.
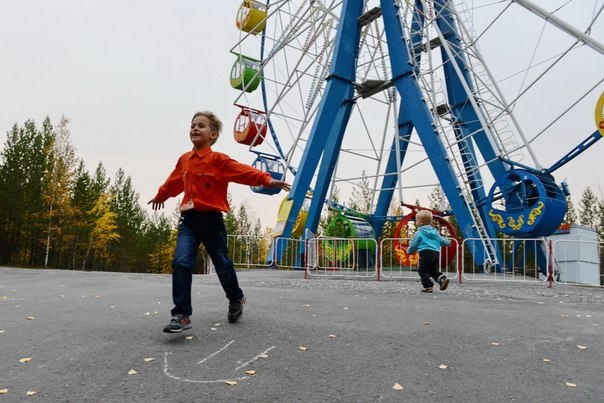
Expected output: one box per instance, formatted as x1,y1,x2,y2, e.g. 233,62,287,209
2,117,603,275
0,117,265,273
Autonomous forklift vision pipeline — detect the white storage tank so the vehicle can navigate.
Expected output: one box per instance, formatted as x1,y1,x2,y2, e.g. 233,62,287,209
547,224,601,286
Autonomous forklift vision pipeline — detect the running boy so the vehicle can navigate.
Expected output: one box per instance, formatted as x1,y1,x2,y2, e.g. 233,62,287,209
406,210,451,293
148,111,290,332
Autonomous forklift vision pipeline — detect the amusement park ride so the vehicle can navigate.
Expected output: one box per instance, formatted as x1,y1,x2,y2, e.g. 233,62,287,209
228,0,604,270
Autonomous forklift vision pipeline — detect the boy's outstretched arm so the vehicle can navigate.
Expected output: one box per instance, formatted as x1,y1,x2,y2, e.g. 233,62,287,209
147,199,165,211
268,179,291,192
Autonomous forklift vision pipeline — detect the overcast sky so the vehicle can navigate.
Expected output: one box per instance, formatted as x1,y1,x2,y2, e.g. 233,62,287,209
1,0,602,228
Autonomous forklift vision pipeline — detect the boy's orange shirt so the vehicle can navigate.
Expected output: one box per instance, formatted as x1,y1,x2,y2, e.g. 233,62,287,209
153,146,273,213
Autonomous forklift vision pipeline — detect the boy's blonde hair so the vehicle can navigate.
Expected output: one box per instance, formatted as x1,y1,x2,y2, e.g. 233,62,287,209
192,111,223,145
415,210,433,226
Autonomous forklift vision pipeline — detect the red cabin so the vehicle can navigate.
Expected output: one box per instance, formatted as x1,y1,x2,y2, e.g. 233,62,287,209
233,105,267,146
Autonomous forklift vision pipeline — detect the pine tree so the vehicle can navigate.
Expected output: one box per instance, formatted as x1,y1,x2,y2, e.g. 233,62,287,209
578,187,599,228
0,118,54,266
108,168,145,271
427,186,447,210
348,170,372,214
319,184,340,234
83,194,119,270
563,195,577,224
0,123,27,264
224,193,238,235
144,212,176,274
41,116,77,268
70,162,110,270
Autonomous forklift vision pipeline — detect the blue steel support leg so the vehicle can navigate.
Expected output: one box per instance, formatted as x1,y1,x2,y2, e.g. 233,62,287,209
380,0,486,263
277,0,365,243
371,110,414,238
371,4,424,238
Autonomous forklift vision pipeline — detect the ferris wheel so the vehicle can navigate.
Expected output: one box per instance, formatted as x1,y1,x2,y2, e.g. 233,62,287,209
230,0,604,267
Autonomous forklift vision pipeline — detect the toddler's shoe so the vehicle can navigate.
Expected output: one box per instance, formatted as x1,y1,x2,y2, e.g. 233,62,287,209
421,287,433,293
163,314,191,333
439,276,450,291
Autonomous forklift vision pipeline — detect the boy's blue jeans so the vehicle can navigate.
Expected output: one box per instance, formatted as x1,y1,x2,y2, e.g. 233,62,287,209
171,210,244,317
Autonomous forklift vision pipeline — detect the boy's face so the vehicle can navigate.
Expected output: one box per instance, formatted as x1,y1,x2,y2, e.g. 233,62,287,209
190,115,217,150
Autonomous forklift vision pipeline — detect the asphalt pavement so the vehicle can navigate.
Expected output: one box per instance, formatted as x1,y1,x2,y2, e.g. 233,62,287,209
1,266,603,402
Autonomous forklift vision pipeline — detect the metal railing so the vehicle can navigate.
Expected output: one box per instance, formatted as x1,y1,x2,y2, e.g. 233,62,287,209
379,237,459,281
199,234,602,287
460,237,551,283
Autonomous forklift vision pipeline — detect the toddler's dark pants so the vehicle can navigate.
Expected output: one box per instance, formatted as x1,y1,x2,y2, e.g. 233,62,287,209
418,249,445,289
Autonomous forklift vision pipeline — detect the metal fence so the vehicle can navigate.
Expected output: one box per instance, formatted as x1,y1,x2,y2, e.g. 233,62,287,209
379,237,459,281
305,237,378,279
200,234,602,287
461,237,551,284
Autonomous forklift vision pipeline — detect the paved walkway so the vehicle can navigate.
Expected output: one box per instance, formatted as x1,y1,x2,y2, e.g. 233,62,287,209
1,267,603,402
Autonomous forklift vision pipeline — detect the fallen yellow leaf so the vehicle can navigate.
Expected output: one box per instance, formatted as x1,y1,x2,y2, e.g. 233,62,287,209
392,383,404,390
329,334,337,338
299,346,309,351
26,391,36,396
491,342,500,346
128,369,137,375
210,328,217,331
423,322,431,325
144,358,154,362
0,388,7,394
244,370,256,375
225,380,238,386
438,364,448,369
19,358,32,363
577,345,587,350
26,316,35,320
543,358,551,363
259,354,268,358
565,381,576,388
185,336,194,340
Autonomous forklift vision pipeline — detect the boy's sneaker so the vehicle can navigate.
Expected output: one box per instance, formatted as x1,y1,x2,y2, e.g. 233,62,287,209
163,314,191,333
228,296,246,323
421,287,433,293
439,276,450,291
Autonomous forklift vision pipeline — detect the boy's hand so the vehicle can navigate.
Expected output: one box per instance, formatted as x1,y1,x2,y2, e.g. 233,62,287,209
147,199,165,211
269,179,291,192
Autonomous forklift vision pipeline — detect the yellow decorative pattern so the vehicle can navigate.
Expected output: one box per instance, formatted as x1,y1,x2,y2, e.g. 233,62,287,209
527,201,544,225
393,243,419,265
489,210,505,229
508,215,524,231
322,241,354,261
